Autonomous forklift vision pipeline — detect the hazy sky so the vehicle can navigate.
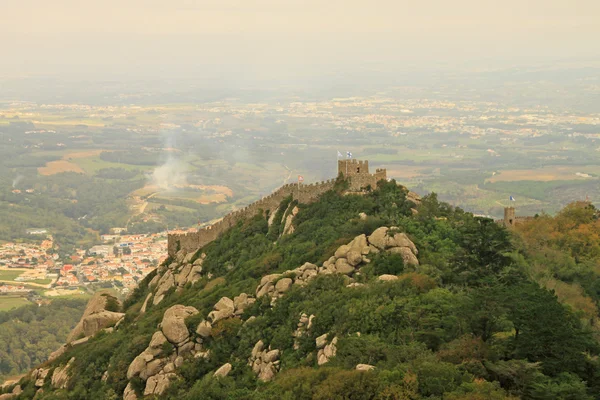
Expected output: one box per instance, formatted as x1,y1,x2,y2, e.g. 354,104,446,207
1,0,599,81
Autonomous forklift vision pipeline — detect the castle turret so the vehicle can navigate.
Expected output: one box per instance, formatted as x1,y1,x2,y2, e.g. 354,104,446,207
338,159,386,191
338,159,369,177
504,207,516,226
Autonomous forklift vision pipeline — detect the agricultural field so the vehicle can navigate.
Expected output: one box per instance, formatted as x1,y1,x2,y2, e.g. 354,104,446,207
1,85,600,252
0,296,30,311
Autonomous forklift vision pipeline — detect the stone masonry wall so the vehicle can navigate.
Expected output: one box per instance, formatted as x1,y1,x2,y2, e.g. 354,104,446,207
168,160,387,257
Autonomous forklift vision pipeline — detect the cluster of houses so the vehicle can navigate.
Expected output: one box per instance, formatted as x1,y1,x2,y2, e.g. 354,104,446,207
0,231,168,296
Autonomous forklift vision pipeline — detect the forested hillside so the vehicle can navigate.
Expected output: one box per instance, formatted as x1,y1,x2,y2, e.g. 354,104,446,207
0,299,86,383
3,180,600,400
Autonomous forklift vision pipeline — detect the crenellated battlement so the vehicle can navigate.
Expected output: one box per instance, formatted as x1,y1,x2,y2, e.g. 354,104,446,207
168,160,386,256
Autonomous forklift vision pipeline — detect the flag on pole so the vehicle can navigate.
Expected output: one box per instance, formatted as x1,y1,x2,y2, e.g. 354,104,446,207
509,196,516,202
346,151,353,159
337,150,343,158
298,175,304,183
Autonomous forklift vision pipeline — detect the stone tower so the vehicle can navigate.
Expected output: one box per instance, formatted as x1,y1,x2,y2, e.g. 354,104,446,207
504,207,516,226
338,159,369,177
337,159,386,191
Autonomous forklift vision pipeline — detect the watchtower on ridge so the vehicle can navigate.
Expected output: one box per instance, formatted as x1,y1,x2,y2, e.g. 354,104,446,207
338,159,387,191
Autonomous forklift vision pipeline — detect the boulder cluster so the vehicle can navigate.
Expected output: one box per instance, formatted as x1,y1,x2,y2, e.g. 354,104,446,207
120,223,419,399
149,251,205,305
248,340,281,382
316,335,338,365
20,356,74,398
254,227,419,304
293,313,315,349
367,227,419,266
0,385,21,400
126,305,201,398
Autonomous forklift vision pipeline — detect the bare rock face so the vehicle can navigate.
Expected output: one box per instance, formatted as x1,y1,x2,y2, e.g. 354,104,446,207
356,364,375,371
407,191,421,205
123,383,137,400
51,357,74,389
195,320,212,338
275,278,293,293
140,293,152,314
317,336,338,365
388,246,419,266
214,297,234,313
334,258,354,275
248,340,281,382
82,311,125,338
282,206,299,236
161,305,199,345
213,363,232,378
315,333,328,349
144,373,176,396
368,227,419,265
31,367,49,387
149,331,168,349
346,250,363,267
153,270,175,306
233,293,255,315
66,292,122,342
378,274,399,282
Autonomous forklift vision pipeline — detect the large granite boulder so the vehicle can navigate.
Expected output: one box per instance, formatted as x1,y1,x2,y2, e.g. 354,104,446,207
161,305,199,345
213,363,232,378
66,292,123,342
82,311,125,337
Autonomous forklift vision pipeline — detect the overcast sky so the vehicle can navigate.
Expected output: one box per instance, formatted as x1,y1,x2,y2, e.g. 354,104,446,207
1,0,599,82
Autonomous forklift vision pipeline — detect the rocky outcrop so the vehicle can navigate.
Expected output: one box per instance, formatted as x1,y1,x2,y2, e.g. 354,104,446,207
152,252,206,305
82,311,125,338
282,206,299,236
293,313,315,349
356,364,375,371
140,293,152,314
123,383,137,400
407,191,421,206
378,274,399,282
51,357,75,389
0,385,21,400
161,305,199,345
31,367,49,388
125,304,201,398
66,292,124,343
367,227,419,266
119,227,417,398
322,234,370,276
213,363,232,378
316,335,338,365
248,340,281,382
144,373,177,397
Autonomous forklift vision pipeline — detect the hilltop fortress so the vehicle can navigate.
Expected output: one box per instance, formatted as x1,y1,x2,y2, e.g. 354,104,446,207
167,160,386,257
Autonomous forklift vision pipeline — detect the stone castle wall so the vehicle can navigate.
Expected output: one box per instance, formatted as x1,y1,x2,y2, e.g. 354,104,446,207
168,160,387,256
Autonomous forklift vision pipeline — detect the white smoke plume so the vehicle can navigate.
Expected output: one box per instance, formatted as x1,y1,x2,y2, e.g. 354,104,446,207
12,175,24,188
150,132,188,190
151,158,188,190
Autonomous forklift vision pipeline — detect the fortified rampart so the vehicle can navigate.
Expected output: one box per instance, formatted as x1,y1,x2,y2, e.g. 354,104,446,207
168,159,386,256
497,207,534,227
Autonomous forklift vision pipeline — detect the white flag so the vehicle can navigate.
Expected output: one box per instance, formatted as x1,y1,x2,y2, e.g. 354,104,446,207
337,151,343,158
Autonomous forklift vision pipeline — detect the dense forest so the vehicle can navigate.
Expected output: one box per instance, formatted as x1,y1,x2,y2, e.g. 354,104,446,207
4,180,600,399
0,299,87,382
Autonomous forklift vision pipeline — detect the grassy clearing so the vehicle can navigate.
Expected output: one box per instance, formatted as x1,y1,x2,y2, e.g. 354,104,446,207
0,296,30,311
0,270,23,281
